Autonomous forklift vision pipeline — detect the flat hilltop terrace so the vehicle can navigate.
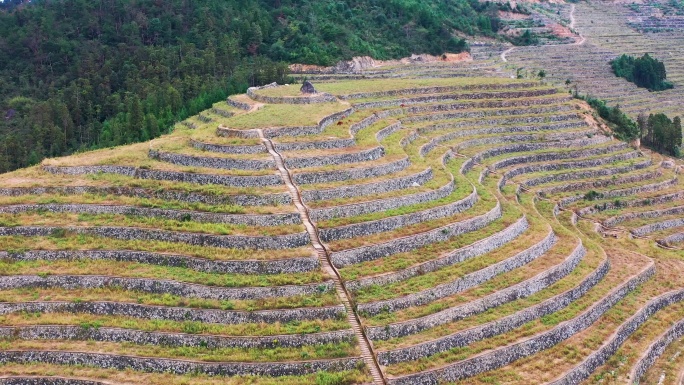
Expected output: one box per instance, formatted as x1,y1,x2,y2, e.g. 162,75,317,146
0,57,683,385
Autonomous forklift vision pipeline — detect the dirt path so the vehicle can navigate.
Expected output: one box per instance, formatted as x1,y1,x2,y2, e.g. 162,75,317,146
569,4,587,46
500,47,516,63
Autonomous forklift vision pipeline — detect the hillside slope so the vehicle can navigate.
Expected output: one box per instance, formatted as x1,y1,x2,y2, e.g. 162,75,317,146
0,0,509,173
0,55,682,384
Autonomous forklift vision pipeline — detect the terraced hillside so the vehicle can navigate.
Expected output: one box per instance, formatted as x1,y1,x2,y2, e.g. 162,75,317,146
0,55,683,385
499,0,684,120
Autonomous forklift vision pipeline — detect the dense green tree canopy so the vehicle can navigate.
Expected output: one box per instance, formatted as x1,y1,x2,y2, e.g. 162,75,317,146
0,0,510,173
610,53,673,91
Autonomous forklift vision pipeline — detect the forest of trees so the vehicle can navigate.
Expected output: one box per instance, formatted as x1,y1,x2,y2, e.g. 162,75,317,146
0,0,513,173
610,53,674,91
639,113,683,156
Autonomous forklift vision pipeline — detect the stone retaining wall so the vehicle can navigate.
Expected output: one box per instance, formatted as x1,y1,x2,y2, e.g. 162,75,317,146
226,96,251,110
190,139,267,154
319,187,478,242
630,313,684,384
0,203,301,227
0,186,292,207
419,120,586,137
0,351,361,377
559,178,679,209
580,192,684,219
498,151,639,189
367,240,586,340
338,82,541,100
293,157,410,185
247,84,337,104
353,89,563,109
605,204,684,228
274,138,355,152
0,226,309,250
42,166,283,188
345,216,529,292
217,108,353,139
0,378,106,385
419,122,595,157
0,275,333,301
0,325,354,349
0,302,346,324
331,201,502,268
551,281,684,385
521,160,652,189
349,110,403,137
301,167,432,202
284,146,384,169
402,104,572,125
308,178,453,222
389,261,655,385
378,258,611,365
149,149,276,170
359,230,556,316
412,113,581,137
425,130,598,158
376,122,403,142
0,250,319,275
632,216,684,237
538,170,662,196
659,232,684,246
460,137,615,175
489,144,630,172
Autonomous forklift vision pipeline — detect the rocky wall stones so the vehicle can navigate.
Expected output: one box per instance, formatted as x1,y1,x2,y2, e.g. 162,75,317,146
0,250,319,275
284,146,384,169
0,325,354,349
376,122,403,142
0,378,106,385
0,302,346,324
247,87,337,104
338,82,541,100
419,122,595,157
353,90,564,109
539,170,662,196
0,275,334,300
378,258,611,365
550,279,683,385
226,96,252,110
301,167,432,202
460,137,616,175
293,157,410,185
42,166,284,188
631,217,684,237
318,187,478,242
0,226,310,250
388,262,655,385
520,159,652,189
0,351,361,377
604,204,684,228
308,177,453,222
217,108,353,139
659,232,684,246
0,203,300,227
149,149,275,170
360,230,556,316
274,138,356,152
189,139,267,154
402,104,573,125
367,241,587,340
345,216,529,292
498,151,639,187
630,316,684,384
0,186,292,206
331,202,502,268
